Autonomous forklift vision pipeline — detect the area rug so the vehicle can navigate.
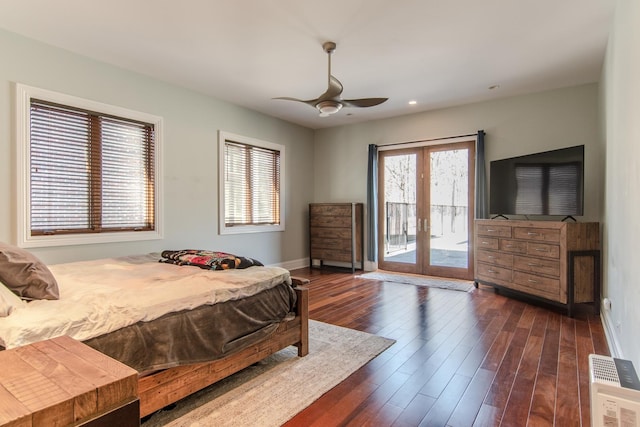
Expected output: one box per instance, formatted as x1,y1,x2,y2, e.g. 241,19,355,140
357,271,474,292
142,320,395,427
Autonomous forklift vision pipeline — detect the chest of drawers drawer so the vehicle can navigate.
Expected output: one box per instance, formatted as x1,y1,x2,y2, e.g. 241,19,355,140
310,215,353,228
310,248,353,263
476,262,512,283
310,228,352,240
476,249,513,268
500,239,527,254
527,242,560,259
513,255,560,278
477,237,499,250
513,271,560,301
310,237,352,251
476,224,511,238
513,227,561,243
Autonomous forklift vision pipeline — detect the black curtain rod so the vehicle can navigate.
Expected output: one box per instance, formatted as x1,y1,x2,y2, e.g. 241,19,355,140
376,130,483,148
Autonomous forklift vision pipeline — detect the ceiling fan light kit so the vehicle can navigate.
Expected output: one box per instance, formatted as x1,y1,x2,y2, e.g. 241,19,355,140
316,100,342,116
274,41,388,117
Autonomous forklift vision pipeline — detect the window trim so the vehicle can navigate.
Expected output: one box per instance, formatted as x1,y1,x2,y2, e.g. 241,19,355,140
15,83,164,248
218,131,285,235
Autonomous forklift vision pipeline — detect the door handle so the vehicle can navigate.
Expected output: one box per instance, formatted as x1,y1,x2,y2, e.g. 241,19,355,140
417,218,429,233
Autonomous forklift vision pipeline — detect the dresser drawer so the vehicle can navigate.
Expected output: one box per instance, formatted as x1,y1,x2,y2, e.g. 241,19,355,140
513,271,561,301
476,249,513,268
513,255,560,278
526,242,560,259
500,239,527,254
513,227,561,243
476,237,499,250
476,263,512,283
476,223,511,238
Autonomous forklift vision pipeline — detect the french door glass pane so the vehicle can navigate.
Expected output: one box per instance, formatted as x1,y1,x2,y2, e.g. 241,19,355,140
383,153,417,264
429,149,469,268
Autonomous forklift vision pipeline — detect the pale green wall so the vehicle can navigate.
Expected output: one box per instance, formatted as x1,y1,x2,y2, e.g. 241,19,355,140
601,0,640,365
0,29,315,266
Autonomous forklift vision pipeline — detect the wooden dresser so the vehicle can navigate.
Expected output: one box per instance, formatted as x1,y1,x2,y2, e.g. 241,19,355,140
0,335,139,427
309,203,363,272
474,219,600,316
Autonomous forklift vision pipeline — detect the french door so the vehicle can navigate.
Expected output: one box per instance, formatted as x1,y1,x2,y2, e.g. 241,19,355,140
377,140,475,280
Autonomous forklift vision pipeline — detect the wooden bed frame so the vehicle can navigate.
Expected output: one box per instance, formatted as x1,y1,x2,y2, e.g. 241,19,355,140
137,279,310,418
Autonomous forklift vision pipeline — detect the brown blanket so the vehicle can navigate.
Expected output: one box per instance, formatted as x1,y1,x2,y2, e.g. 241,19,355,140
83,281,297,374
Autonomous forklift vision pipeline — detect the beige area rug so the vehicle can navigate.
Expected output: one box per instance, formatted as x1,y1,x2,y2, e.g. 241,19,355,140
358,271,475,292
142,320,395,427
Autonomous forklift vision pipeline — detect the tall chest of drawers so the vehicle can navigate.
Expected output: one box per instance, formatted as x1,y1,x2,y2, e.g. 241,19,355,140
474,219,600,315
309,203,363,272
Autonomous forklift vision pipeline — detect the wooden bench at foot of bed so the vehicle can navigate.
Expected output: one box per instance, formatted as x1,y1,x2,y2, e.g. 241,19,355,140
138,283,309,418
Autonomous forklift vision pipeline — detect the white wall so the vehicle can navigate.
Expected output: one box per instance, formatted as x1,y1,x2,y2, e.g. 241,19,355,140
601,0,640,365
314,84,603,265
0,29,315,266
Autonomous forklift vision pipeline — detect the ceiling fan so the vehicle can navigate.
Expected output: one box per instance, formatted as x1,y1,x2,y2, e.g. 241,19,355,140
274,41,388,117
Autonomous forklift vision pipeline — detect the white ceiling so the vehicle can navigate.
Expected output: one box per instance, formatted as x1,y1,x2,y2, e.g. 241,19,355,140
0,0,614,129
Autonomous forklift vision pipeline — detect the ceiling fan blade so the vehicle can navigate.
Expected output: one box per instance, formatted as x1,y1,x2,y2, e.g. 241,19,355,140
272,96,319,108
342,97,388,108
317,75,344,102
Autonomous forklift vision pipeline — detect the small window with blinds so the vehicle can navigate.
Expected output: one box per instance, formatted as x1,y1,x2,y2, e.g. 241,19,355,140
219,131,285,234
16,84,163,247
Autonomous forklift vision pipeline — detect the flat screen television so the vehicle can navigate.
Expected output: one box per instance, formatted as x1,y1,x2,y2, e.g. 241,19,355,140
489,145,584,217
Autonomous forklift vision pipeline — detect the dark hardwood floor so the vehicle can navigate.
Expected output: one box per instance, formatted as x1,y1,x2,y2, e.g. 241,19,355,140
283,267,609,427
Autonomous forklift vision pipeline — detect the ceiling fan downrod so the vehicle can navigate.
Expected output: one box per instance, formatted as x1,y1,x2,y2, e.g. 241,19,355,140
323,41,336,88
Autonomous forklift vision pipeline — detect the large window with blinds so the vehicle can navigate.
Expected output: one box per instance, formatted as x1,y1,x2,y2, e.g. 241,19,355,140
218,131,285,234
16,84,163,247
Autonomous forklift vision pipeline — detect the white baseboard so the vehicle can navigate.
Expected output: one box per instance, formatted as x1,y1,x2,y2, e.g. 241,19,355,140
600,300,624,358
271,258,309,271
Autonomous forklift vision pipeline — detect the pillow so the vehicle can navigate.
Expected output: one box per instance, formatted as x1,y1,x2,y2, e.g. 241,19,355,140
0,242,59,300
0,280,26,316
160,249,263,270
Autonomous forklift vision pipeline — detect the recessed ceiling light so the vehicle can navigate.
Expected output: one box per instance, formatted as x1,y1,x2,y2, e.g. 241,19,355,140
409,100,417,105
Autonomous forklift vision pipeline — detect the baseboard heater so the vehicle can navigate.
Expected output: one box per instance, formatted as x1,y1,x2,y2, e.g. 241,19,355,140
590,354,640,427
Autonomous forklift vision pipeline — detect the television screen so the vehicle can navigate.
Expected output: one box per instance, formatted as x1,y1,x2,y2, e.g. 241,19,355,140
489,145,584,217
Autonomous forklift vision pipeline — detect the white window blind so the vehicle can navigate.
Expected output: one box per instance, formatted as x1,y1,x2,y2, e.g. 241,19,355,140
29,99,155,235
219,132,285,234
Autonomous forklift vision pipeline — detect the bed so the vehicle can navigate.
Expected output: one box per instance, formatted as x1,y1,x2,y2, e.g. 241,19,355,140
0,245,309,418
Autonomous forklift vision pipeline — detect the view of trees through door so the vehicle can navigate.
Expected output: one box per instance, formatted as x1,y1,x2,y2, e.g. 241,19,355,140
378,141,475,280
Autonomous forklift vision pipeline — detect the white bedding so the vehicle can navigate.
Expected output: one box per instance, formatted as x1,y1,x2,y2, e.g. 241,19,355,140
0,253,291,349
